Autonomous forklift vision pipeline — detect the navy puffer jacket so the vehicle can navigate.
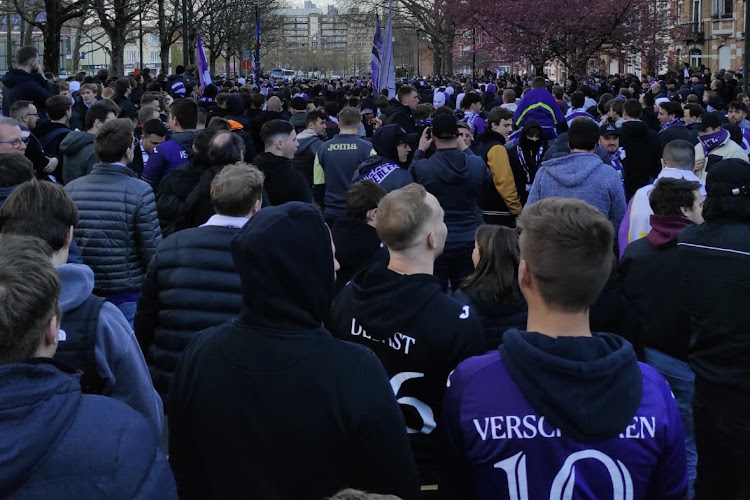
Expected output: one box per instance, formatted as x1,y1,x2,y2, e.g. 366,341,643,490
135,224,243,404
65,163,162,294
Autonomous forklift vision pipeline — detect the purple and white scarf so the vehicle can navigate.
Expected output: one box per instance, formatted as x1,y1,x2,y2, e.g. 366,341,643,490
660,117,685,131
700,127,730,156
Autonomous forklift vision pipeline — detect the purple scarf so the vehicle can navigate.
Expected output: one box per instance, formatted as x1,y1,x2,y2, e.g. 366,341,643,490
660,117,685,131
700,127,730,155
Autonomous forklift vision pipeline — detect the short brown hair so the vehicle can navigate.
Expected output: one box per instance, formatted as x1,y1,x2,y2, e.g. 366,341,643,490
684,103,706,119
487,107,513,126
15,46,38,66
0,178,78,251
85,99,120,130
346,180,387,221
210,162,264,216
80,83,98,94
338,107,361,128
649,177,701,217
376,183,433,251
46,94,72,121
94,118,134,162
0,234,61,364
397,85,417,103
517,197,614,312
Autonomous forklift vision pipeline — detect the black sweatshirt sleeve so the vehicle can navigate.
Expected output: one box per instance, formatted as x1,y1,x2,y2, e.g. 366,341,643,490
353,350,420,500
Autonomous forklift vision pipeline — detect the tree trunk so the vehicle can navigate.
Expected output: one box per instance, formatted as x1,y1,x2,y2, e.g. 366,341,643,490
42,1,61,74
110,32,126,76
42,24,61,74
210,52,217,76
160,44,170,74
443,31,454,75
72,19,84,72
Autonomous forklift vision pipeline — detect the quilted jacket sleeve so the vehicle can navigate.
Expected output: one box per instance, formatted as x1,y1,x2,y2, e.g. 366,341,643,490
135,186,162,271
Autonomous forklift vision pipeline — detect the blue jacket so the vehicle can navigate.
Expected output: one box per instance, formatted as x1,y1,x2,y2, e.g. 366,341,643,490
65,163,162,294
142,131,197,188
527,153,626,232
409,148,491,248
58,263,163,430
513,88,566,140
0,359,177,499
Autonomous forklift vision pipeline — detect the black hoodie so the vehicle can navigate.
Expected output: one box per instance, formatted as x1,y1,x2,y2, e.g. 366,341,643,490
329,263,487,485
168,203,419,500
252,152,312,206
619,120,660,199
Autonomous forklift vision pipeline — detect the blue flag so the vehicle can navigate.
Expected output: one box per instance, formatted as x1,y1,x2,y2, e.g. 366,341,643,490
371,14,382,92
378,2,396,99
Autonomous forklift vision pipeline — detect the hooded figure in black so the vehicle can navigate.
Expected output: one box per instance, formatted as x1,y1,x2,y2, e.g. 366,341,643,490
507,119,548,205
168,202,418,500
353,124,414,193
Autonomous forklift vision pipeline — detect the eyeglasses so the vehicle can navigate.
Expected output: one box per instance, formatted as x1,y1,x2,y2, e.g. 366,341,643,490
0,137,29,149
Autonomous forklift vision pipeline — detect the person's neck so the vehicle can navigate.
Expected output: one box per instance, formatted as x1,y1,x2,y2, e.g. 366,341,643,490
52,118,68,125
526,305,592,338
622,115,636,121
338,128,358,135
387,252,434,276
569,148,594,154
51,249,68,267
18,65,32,74
265,149,287,158
662,165,693,172
435,140,458,150
172,125,186,133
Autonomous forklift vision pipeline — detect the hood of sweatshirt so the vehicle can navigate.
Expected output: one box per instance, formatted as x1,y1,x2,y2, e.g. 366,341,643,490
231,202,334,330
646,215,694,247
347,263,442,340
171,131,197,157
428,148,474,184
621,119,651,138
0,359,81,498
296,129,323,154
501,329,643,442
538,152,604,187
59,130,94,155
372,124,404,162
33,121,69,138
57,263,96,313
226,94,245,115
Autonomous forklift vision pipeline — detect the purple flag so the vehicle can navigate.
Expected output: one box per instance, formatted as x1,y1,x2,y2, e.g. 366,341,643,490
371,14,382,92
196,31,212,88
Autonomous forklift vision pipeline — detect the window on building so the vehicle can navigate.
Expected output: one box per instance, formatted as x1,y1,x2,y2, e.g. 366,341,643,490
127,50,137,64
692,0,701,23
151,51,160,63
712,0,731,18
690,48,702,67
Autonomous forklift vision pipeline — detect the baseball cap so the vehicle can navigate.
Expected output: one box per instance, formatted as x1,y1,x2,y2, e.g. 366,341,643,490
431,113,458,139
600,123,621,137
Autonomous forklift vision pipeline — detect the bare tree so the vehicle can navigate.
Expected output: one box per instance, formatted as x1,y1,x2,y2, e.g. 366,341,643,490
92,0,140,75
10,0,87,73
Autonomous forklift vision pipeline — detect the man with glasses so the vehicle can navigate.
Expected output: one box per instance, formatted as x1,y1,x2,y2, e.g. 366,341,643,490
0,117,28,154
10,100,58,181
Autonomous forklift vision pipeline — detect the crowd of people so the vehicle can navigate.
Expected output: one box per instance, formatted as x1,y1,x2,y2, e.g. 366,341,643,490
0,44,748,500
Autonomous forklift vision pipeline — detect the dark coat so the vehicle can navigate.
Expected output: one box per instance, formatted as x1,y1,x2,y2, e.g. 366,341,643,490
252,152,312,206
64,163,162,294
453,287,527,349
2,68,52,120
0,359,177,499
619,120,661,199
135,224,243,405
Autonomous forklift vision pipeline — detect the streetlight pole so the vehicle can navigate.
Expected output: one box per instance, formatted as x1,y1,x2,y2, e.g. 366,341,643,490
139,0,144,72
472,28,476,76
182,0,189,67
745,0,750,92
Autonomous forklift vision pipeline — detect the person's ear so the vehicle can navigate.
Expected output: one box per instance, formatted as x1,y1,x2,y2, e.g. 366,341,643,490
64,226,73,251
252,198,262,214
366,207,377,223
518,259,533,290
660,158,667,170
427,230,436,250
275,138,284,151
680,205,690,218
